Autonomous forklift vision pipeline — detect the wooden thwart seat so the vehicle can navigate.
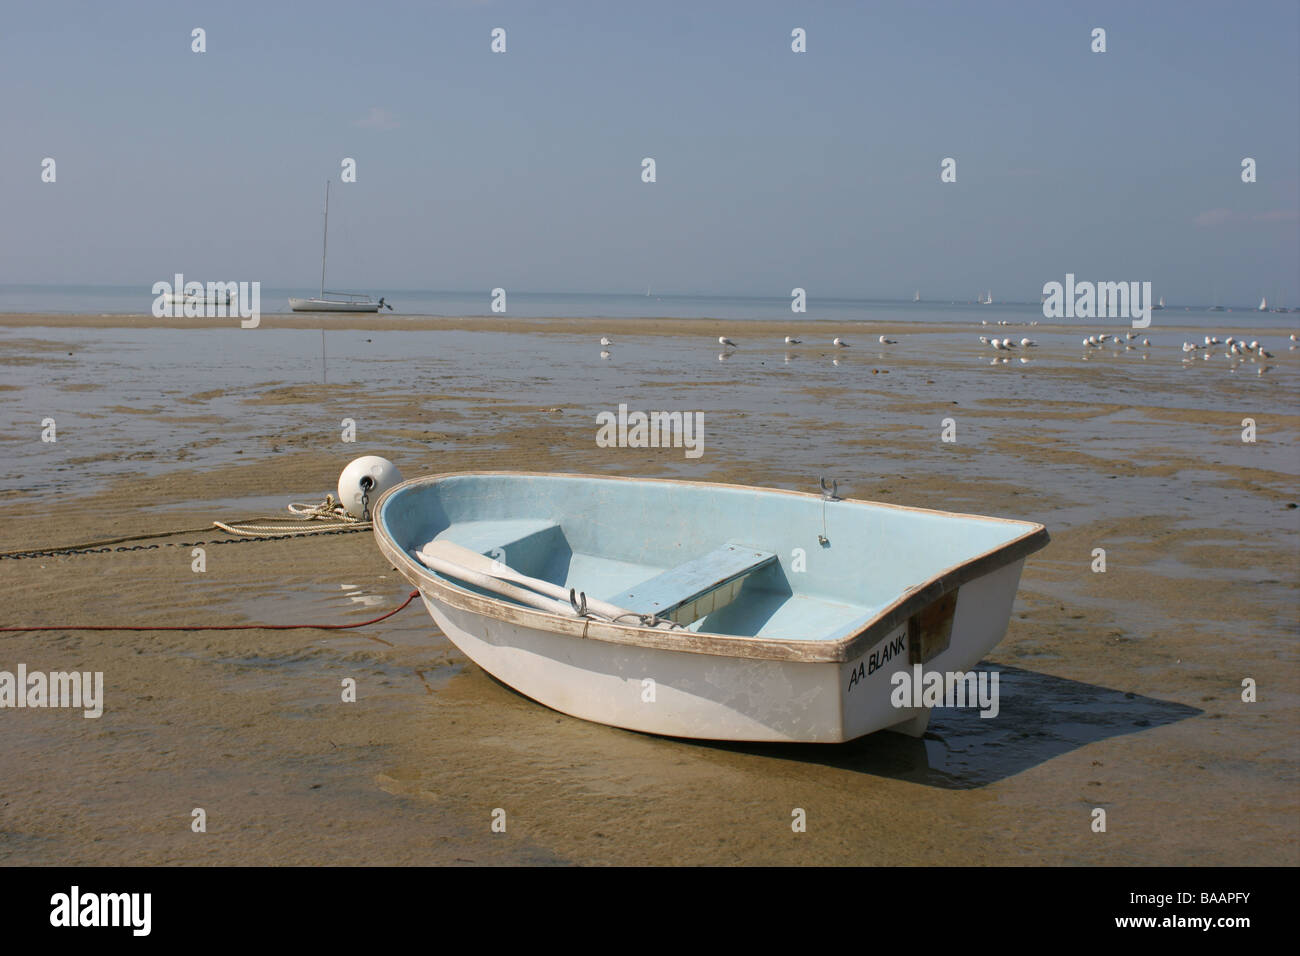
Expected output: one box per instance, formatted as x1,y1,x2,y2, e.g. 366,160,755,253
607,544,776,625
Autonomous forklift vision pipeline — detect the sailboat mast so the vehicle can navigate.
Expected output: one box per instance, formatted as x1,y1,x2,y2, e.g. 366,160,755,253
320,181,330,297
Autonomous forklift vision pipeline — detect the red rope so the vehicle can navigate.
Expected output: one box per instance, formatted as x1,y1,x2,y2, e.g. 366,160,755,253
0,590,421,633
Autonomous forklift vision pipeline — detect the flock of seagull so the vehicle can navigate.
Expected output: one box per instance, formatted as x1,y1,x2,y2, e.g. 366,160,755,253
980,335,1040,349
719,335,892,349
1080,331,1152,349
1181,334,1274,359
597,334,898,361
977,331,1042,365
594,329,1296,372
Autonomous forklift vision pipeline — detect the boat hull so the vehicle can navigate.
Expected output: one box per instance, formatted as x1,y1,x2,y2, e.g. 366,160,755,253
288,297,380,313
162,292,231,306
417,556,1024,742
374,472,1047,743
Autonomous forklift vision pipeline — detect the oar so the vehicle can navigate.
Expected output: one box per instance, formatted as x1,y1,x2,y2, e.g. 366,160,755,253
416,539,648,623
412,547,581,618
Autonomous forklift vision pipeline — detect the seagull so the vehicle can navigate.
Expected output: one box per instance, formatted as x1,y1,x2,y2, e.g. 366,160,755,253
719,336,737,348
875,336,894,345
1259,348,1274,359
836,337,853,347
994,338,1010,351
1291,333,1298,342
1142,338,1151,346
784,335,801,344
978,336,990,344
600,336,612,347
1249,340,1260,351
1020,338,1037,347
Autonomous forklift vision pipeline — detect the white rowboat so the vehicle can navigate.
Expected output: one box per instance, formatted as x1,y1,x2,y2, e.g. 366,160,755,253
374,472,1049,743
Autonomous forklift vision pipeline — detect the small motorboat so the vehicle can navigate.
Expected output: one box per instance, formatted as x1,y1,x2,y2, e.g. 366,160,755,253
373,472,1048,743
162,289,232,307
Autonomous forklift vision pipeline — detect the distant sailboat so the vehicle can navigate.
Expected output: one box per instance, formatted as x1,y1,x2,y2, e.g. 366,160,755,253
981,290,993,305
1258,296,1268,311
1153,295,1165,311
913,290,921,303
289,181,391,313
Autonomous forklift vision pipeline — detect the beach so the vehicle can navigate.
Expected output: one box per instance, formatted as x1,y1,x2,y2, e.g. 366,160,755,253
0,312,1296,865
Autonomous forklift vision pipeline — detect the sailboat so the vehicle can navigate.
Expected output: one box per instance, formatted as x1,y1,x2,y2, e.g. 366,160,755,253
913,290,920,303
981,290,993,305
1152,295,1165,311
289,181,390,313
1258,296,1268,312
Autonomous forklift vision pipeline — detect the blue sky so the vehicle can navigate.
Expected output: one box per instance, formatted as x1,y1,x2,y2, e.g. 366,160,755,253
2,0,1297,304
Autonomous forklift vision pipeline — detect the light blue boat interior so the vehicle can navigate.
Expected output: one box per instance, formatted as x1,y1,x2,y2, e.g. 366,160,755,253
379,474,1035,642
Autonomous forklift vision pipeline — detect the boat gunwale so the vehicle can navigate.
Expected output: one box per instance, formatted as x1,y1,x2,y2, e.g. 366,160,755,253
373,471,1049,664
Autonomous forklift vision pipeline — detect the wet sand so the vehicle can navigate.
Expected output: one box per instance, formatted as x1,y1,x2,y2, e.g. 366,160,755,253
0,314,1296,865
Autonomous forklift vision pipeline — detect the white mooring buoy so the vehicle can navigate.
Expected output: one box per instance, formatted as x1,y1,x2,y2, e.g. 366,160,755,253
338,456,403,519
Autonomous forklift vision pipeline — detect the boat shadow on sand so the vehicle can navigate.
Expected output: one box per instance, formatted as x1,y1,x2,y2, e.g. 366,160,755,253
676,664,1203,790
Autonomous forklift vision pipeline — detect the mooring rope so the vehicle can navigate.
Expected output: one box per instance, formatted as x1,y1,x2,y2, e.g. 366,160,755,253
212,495,369,538
0,495,370,559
